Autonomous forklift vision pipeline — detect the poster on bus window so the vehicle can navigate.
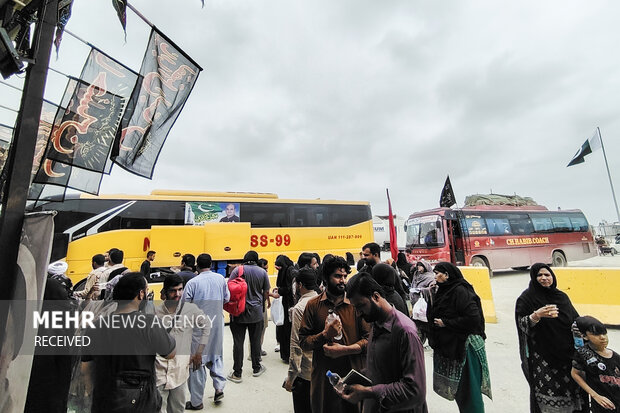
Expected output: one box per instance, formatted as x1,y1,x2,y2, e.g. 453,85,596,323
185,202,241,225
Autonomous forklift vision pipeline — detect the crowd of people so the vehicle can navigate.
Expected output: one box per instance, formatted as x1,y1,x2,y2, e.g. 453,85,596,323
24,242,619,413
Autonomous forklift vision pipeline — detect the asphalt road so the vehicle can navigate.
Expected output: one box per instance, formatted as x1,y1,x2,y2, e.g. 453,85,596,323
202,255,620,412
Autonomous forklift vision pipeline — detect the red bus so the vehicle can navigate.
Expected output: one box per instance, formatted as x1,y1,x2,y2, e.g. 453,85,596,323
405,205,596,272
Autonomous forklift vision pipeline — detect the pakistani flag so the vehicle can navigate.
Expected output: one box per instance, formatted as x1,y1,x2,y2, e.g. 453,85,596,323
567,129,602,167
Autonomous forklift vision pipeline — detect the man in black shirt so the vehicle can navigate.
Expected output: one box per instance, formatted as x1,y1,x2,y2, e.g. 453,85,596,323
85,272,175,412
140,250,156,277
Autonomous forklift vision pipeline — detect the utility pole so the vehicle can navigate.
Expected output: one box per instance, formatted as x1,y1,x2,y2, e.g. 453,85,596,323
0,0,57,344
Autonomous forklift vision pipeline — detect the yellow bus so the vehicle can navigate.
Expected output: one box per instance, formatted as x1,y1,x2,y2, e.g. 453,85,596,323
35,190,373,285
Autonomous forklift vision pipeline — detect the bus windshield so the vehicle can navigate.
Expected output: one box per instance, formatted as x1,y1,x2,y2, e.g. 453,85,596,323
406,215,444,247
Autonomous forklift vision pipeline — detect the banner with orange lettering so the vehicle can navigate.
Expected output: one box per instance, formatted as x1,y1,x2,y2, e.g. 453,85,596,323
112,28,201,178
32,78,119,195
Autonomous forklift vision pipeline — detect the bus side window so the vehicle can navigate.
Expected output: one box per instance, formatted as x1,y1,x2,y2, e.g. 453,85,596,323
531,216,553,232
551,215,573,232
569,214,588,232
293,207,307,227
309,206,329,226
273,212,286,227
508,215,534,235
486,217,512,235
240,203,290,227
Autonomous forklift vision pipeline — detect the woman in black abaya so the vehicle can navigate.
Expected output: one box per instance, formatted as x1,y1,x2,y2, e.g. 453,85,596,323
428,262,492,412
515,263,583,413
274,254,296,362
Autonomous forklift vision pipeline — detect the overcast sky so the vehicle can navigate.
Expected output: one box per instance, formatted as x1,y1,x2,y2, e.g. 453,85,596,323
2,0,620,225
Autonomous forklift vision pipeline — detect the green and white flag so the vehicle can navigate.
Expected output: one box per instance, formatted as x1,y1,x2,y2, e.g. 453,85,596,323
567,129,602,167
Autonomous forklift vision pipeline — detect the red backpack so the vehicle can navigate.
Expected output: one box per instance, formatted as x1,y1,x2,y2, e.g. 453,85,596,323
223,266,247,316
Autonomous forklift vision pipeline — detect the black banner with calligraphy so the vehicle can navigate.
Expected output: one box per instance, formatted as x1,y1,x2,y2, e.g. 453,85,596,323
439,175,456,208
31,81,105,196
30,100,61,186
44,77,124,173
27,100,62,204
79,48,138,103
78,48,139,174
112,28,201,178
29,48,140,203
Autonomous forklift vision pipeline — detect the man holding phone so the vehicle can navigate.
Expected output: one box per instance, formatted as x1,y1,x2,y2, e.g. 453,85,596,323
341,272,428,413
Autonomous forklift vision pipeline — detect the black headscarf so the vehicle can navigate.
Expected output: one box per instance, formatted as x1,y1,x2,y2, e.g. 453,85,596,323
275,254,296,310
275,255,294,287
433,262,475,298
515,263,578,368
396,253,412,279
428,262,486,360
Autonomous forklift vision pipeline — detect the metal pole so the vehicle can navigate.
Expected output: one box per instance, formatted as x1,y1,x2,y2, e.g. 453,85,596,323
0,0,57,338
597,127,620,223
127,1,154,27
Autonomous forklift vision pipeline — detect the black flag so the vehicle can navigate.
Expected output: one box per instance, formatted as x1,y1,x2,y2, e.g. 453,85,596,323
439,175,456,208
112,0,127,35
53,0,75,55
31,82,106,196
112,28,201,178
44,77,124,173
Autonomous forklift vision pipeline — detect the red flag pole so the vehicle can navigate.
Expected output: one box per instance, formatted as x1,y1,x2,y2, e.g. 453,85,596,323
386,188,399,261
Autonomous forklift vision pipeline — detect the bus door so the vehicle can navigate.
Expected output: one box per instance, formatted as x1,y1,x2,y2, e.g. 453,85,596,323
444,212,466,265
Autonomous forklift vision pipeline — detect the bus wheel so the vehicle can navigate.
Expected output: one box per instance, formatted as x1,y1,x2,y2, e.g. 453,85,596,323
73,278,88,293
470,256,492,277
552,251,567,267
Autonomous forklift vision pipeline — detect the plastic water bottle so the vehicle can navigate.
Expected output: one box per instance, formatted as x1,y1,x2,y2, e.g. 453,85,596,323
327,309,342,340
574,335,584,348
326,370,344,392
572,321,584,349
572,321,598,366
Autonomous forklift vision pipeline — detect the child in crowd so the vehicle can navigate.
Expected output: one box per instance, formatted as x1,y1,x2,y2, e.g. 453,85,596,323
571,316,620,412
